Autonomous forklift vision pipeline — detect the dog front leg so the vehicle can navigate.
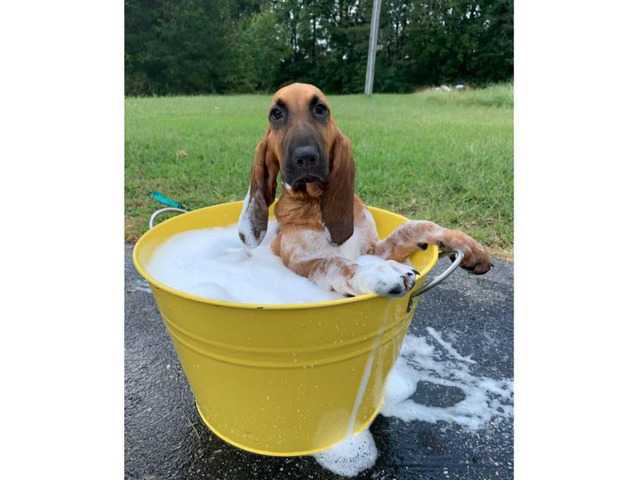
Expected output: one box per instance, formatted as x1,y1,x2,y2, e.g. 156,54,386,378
286,256,419,298
373,220,492,274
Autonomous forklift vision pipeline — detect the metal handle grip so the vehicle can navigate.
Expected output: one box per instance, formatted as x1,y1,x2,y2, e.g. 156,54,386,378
149,207,187,229
407,249,464,312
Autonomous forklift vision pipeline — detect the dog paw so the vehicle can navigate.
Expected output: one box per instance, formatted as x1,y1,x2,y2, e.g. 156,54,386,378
352,260,419,297
442,234,492,275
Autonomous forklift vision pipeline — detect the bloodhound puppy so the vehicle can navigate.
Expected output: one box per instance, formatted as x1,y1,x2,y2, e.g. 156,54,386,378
238,83,491,297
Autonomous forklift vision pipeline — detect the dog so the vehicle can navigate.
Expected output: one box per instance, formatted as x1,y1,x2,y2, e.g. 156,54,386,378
238,83,491,297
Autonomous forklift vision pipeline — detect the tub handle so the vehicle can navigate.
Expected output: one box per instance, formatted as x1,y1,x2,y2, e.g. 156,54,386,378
406,249,464,312
149,207,188,229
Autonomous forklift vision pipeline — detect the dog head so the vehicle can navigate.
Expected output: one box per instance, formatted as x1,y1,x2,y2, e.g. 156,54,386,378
238,83,355,248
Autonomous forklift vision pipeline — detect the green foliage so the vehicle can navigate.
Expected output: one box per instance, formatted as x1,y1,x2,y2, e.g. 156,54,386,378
125,85,513,257
226,9,293,92
125,0,513,95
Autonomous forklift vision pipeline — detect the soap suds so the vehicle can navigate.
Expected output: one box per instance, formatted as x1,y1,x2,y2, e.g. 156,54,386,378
312,429,378,478
146,223,344,304
425,326,476,364
381,331,513,429
314,329,513,477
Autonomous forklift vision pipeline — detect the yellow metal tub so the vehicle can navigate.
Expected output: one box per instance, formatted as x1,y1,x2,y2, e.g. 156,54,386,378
133,202,462,456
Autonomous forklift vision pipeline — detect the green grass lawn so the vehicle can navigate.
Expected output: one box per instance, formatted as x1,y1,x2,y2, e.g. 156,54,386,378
125,84,513,258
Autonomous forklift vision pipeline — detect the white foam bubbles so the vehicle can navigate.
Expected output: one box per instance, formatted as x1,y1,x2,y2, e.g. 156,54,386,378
312,429,378,478
145,223,409,304
145,223,343,304
381,331,514,430
310,330,513,477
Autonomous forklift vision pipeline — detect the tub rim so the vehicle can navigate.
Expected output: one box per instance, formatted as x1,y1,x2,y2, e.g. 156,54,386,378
132,203,439,311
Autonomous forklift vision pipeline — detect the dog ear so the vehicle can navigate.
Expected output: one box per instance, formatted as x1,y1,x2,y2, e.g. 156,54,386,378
238,128,279,248
322,129,355,246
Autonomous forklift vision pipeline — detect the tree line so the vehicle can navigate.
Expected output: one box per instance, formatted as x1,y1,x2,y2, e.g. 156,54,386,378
125,0,513,96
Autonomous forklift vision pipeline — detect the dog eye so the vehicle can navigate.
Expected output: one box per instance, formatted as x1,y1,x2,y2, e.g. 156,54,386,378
314,104,328,116
270,108,283,121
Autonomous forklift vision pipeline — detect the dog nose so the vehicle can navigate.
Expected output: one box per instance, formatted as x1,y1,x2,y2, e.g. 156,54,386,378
293,146,320,168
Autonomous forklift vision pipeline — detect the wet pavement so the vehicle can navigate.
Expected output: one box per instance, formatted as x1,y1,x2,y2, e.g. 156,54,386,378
125,244,513,479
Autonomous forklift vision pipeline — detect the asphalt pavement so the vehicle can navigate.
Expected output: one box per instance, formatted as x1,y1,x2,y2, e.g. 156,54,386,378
125,243,513,480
